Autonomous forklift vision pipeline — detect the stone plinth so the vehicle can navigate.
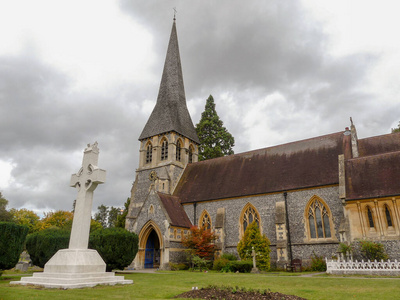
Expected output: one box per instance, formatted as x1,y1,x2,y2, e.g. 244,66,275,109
11,249,133,289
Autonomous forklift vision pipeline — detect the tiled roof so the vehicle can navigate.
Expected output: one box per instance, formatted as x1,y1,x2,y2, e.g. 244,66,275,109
358,133,400,156
158,192,192,228
174,131,349,203
345,151,400,200
139,21,199,144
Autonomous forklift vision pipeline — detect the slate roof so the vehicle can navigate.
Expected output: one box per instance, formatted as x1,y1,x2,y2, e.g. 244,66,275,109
158,192,192,228
139,21,200,144
174,131,349,203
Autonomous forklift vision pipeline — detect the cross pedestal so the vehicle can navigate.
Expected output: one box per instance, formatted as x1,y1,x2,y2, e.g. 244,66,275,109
11,143,133,288
251,247,260,273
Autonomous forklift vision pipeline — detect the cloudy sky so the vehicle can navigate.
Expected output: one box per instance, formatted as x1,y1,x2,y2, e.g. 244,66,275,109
1,0,399,216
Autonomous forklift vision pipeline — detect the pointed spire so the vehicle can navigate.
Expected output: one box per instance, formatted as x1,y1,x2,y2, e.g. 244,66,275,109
139,19,200,144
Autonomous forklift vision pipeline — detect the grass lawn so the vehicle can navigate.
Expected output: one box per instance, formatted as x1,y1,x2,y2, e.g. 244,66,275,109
1,271,400,300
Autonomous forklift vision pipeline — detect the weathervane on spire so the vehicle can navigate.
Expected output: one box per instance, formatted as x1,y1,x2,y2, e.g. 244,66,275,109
173,7,177,21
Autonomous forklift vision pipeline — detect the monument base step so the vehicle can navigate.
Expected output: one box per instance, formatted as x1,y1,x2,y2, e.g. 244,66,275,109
10,271,133,289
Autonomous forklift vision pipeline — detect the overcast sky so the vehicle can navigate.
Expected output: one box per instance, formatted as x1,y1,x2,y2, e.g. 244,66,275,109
1,0,399,216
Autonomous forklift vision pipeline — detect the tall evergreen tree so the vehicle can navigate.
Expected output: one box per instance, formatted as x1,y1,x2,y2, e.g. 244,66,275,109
195,95,235,161
392,121,400,133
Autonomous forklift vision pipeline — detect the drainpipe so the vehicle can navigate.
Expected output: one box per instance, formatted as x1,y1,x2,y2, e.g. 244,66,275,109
193,202,197,226
284,192,293,262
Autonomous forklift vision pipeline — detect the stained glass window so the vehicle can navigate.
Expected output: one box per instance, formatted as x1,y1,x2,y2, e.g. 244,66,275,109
242,205,260,233
385,205,393,227
367,207,374,228
200,211,211,230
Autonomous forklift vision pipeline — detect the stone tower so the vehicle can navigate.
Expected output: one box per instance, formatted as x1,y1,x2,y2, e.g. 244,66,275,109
126,19,199,232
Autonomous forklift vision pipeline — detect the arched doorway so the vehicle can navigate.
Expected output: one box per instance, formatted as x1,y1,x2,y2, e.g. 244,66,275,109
144,229,161,268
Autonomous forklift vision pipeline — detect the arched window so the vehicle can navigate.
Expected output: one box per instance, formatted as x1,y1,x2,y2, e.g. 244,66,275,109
240,203,260,235
366,206,375,228
176,140,182,161
161,139,168,161
384,205,393,227
146,143,152,164
307,197,332,239
188,145,194,163
199,210,211,230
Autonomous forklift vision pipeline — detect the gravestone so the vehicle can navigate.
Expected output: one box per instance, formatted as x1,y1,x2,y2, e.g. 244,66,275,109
11,142,133,288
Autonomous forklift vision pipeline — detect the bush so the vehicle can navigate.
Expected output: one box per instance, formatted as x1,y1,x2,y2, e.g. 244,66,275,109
89,227,138,271
228,260,253,273
25,228,70,268
237,221,271,271
221,253,237,261
359,240,388,261
0,222,29,270
213,258,230,271
310,252,326,271
169,262,188,271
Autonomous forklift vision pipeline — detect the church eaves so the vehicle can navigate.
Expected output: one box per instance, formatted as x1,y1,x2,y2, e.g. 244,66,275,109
139,20,200,144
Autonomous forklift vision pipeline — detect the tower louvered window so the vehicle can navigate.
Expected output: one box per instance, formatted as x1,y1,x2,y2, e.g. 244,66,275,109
176,140,182,161
161,140,168,161
146,144,152,164
188,146,193,163
307,198,331,239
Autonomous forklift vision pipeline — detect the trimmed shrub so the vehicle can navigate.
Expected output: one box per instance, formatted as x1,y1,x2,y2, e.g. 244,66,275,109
359,240,388,261
221,253,237,261
89,227,138,271
25,228,70,268
169,262,189,270
0,222,29,270
237,221,271,271
228,260,253,273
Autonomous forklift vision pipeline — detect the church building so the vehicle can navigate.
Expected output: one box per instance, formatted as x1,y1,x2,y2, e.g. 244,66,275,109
125,19,400,269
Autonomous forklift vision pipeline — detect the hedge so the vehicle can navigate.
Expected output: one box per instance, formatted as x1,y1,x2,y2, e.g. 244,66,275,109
0,222,29,270
89,227,139,271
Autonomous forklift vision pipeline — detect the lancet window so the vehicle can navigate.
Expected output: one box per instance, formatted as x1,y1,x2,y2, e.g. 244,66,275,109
384,205,393,227
241,203,260,235
161,139,168,161
307,197,332,239
367,206,375,228
176,140,182,161
199,211,212,230
146,143,152,164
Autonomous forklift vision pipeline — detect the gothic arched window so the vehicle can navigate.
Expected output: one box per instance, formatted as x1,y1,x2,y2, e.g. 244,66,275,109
384,205,393,227
161,139,168,161
367,206,375,228
176,140,182,161
199,210,211,230
146,143,152,164
188,145,194,163
240,203,260,236
306,197,332,239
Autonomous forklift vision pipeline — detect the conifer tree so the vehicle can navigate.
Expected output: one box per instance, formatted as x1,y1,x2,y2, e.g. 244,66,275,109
195,95,235,161
237,221,271,271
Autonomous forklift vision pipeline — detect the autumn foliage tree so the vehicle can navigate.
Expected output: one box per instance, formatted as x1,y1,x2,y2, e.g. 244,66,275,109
182,226,217,260
37,210,74,231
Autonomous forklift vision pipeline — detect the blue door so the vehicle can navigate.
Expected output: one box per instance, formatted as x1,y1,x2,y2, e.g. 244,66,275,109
145,237,155,268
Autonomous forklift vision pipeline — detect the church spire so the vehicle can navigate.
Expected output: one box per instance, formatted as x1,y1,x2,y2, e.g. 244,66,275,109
139,19,200,144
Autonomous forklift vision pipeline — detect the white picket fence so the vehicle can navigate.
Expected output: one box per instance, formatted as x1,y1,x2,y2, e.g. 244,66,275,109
326,258,400,275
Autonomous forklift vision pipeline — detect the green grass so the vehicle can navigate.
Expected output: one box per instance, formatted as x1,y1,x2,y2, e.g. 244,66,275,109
1,271,400,300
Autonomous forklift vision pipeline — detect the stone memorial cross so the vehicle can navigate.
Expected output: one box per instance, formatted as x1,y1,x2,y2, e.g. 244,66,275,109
252,247,257,269
69,142,106,250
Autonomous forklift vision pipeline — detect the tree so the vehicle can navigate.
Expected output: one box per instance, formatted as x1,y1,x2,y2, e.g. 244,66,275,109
94,204,108,228
182,226,217,260
116,198,130,228
392,121,400,133
237,221,271,271
0,222,29,271
195,95,235,161
10,208,40,233
0,192,12,222
107,206,121,228
37,210,74,231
